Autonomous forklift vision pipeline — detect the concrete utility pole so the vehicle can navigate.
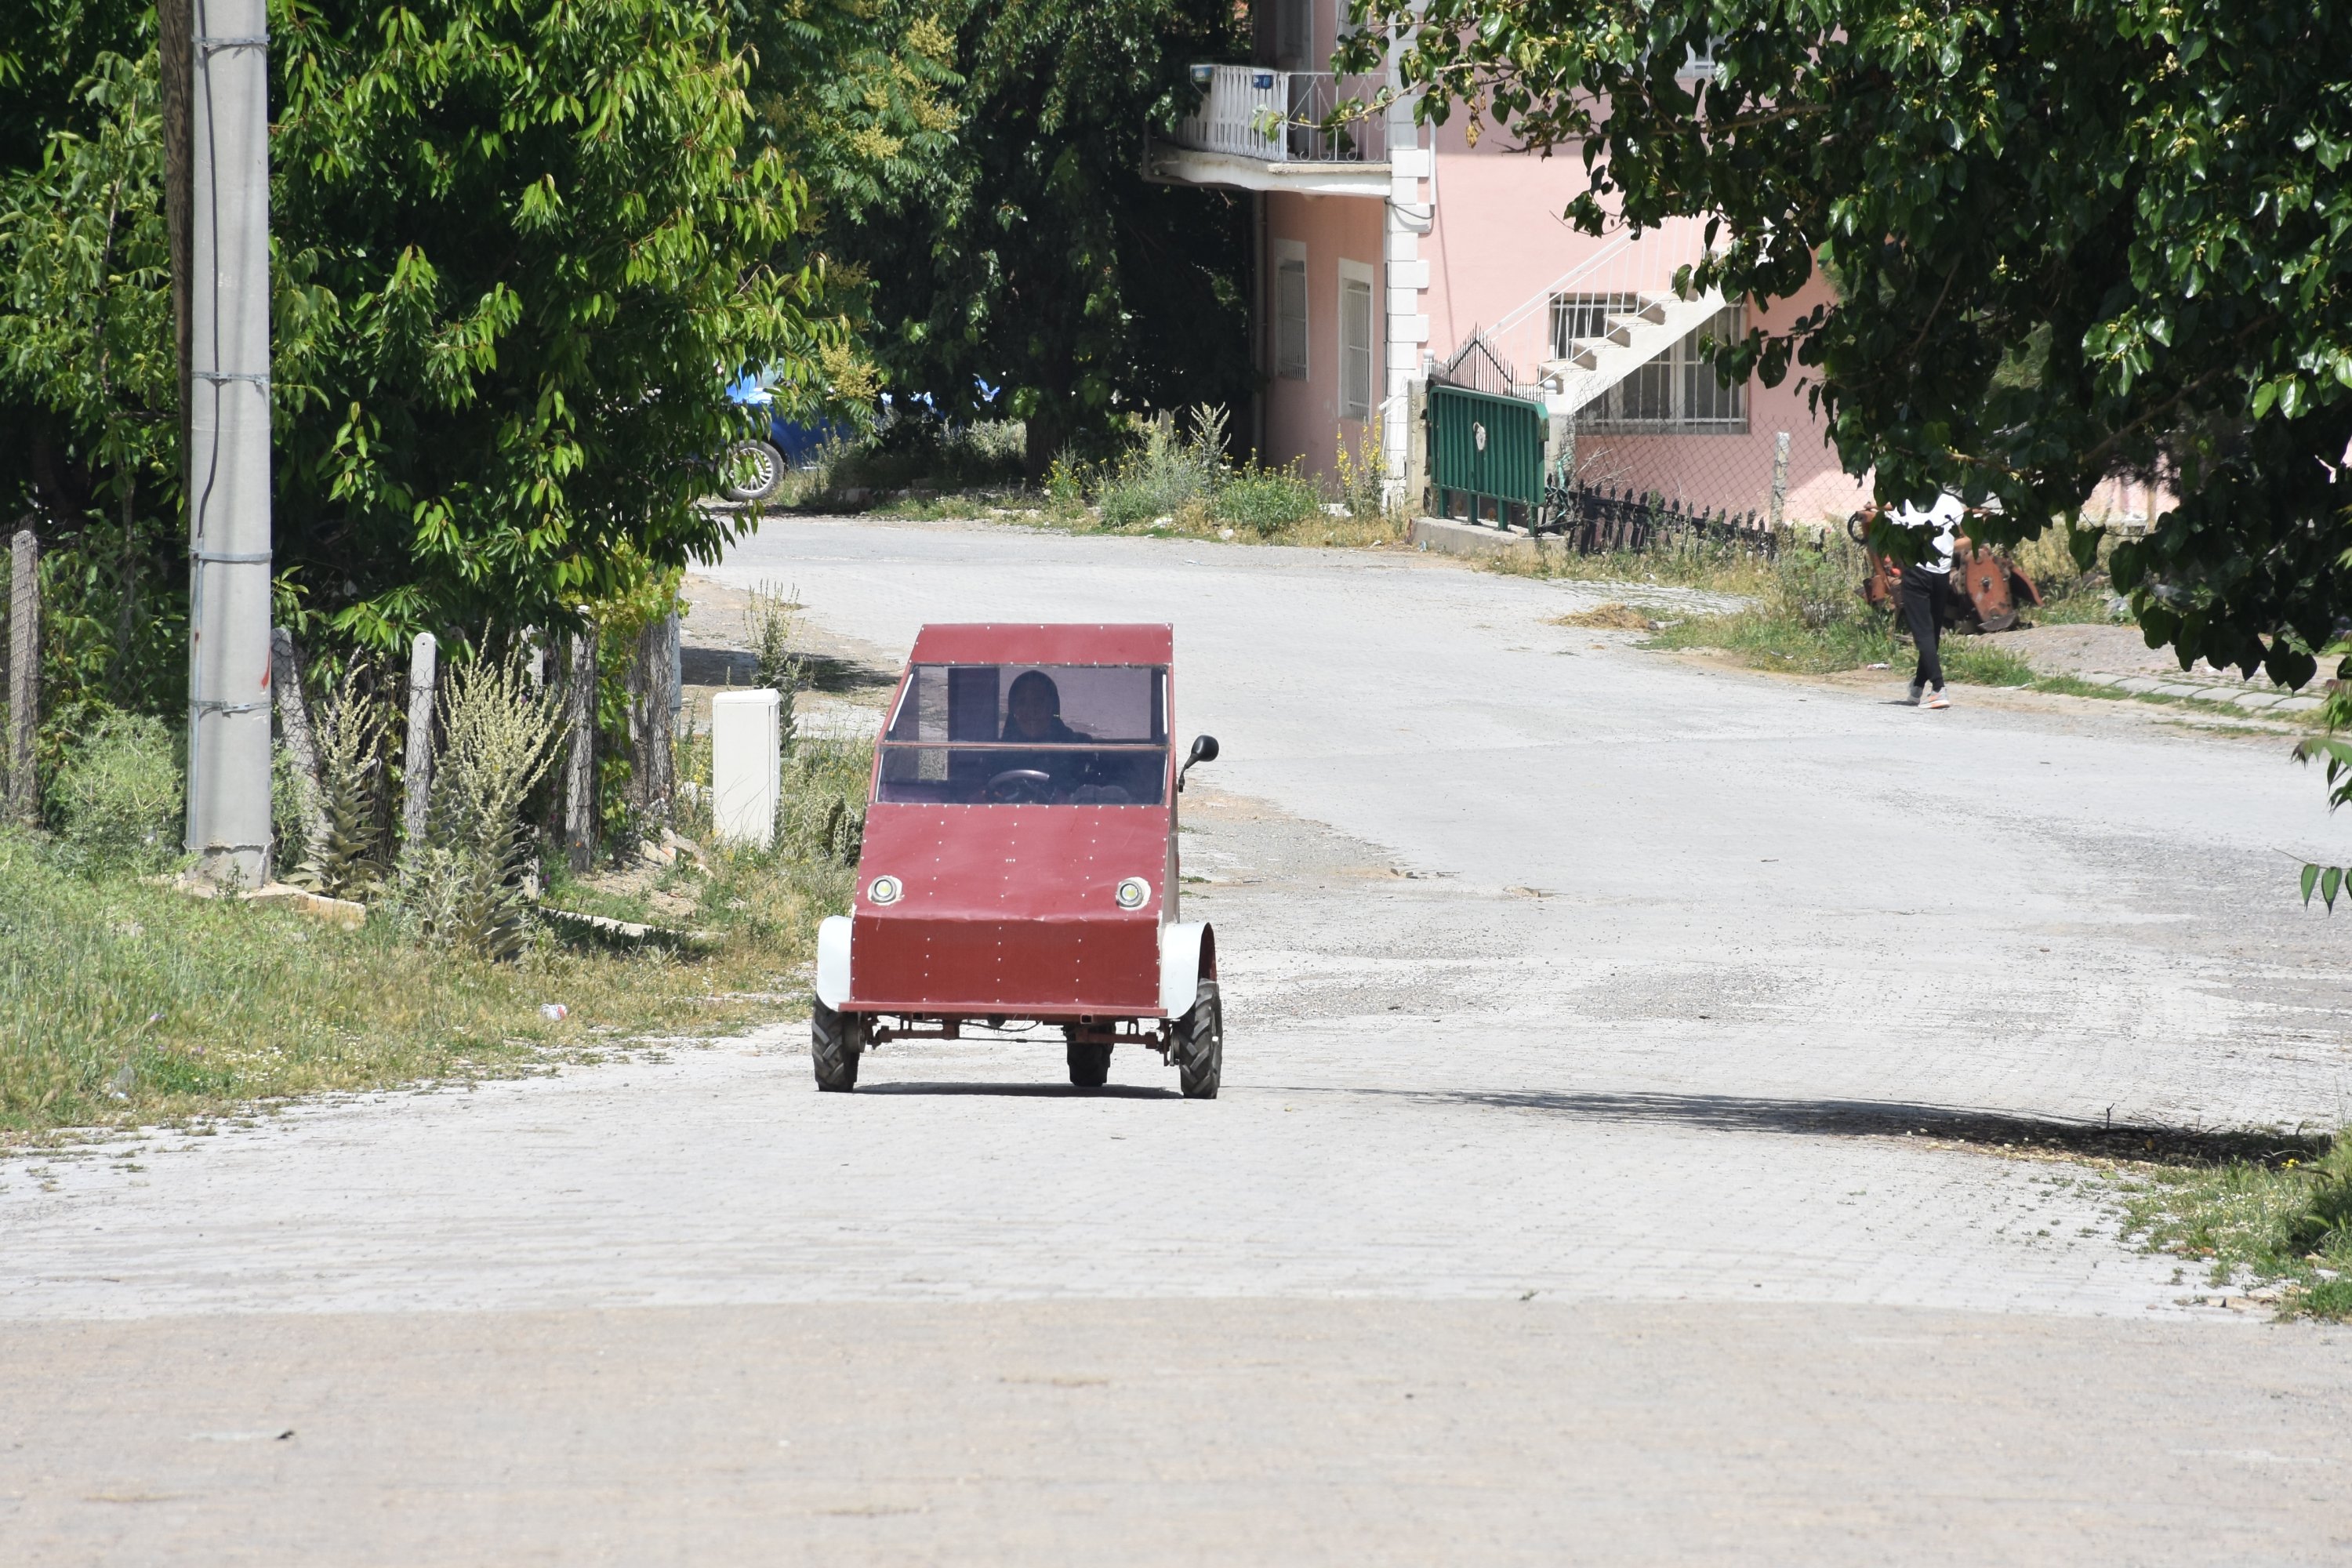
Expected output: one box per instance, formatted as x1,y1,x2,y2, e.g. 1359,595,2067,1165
183,0,274,884
7,530,38,823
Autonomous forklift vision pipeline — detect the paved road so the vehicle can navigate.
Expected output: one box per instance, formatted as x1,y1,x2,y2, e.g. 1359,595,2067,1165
6,516,2350,1563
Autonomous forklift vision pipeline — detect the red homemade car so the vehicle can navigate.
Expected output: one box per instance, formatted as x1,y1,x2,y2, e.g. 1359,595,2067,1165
811,623,1224,1096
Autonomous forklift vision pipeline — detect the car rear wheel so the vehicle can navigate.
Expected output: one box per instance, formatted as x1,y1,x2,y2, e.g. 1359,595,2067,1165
1174,981,1221,1100
811,999,863,1091
720,439,786,504
1065,1040,1112,1087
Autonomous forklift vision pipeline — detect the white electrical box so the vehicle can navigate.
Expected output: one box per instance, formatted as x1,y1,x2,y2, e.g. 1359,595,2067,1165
710,689,782,849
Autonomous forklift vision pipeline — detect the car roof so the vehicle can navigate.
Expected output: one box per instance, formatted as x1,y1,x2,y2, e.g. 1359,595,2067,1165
908,622,1174,666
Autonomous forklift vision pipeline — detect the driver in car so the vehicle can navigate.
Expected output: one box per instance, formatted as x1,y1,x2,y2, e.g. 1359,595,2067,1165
987,670,1142,803
996,670,1089,797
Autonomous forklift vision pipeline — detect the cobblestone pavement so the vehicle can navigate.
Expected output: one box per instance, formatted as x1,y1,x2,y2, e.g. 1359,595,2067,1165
6,516,2351,1563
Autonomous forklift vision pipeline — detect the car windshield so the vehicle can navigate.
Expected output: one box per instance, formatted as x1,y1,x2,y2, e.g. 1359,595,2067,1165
876,663,1169,805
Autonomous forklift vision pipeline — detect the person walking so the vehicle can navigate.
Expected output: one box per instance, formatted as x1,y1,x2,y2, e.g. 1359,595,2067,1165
1893,493,1963,709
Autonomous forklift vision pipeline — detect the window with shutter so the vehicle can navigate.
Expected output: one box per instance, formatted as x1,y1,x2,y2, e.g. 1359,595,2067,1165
1276,250,1308,380
1338,266,1374,421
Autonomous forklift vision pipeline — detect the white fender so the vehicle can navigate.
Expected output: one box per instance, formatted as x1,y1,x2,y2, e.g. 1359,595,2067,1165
816,915,853,1009
1160,921,1211,1018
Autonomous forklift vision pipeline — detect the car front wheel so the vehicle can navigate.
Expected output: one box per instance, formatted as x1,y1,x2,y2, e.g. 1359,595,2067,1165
811,999,863,1091
1173,982,1221,1100
720,439,786,504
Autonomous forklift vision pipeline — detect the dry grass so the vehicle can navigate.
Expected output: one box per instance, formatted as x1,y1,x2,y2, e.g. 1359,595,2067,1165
875,492,1413,550
1550,602,1660,631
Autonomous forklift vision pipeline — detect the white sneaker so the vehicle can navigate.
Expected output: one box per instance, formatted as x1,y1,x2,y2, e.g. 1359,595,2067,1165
1923,689,1951,710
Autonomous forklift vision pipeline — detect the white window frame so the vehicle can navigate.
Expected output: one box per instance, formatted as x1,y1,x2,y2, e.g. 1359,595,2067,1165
1274,241,1308,382
1338,258,1375,422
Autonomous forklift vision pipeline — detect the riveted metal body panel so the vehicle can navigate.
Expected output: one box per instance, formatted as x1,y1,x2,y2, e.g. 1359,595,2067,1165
849,804,1168,1015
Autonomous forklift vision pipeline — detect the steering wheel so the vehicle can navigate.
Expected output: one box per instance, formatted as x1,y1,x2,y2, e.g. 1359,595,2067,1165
985,768,1055,804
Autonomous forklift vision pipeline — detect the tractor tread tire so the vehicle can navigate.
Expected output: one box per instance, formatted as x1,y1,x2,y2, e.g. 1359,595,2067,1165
811,999,862,1091
1066,1041,1112,1088
1174,981,1222,1100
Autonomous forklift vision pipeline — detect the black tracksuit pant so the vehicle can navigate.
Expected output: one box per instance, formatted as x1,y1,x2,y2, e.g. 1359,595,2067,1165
1901,564,1952,691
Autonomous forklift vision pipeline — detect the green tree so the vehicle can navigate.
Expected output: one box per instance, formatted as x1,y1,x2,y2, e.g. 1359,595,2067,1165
0,47,186,728
0,0,155,528
272,0,842,651
1339,0,2352,687
833,0,1254,474
735,0,966,405
3,0,854,668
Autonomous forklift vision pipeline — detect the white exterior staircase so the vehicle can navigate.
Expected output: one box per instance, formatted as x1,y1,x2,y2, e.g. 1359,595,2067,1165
1536,288,1727,419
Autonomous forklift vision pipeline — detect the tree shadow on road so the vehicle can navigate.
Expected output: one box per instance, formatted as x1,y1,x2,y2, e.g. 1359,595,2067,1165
680,645,895,693
1395,1089,2329,1168
856,1082,1181,1099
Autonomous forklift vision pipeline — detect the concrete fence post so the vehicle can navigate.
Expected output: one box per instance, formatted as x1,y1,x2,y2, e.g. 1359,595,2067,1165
633,611,679,823
7,529,39,823
710,689,780,850
1769,430,1791,529
270,626,328,854
401,631,437,848
562,619,597,873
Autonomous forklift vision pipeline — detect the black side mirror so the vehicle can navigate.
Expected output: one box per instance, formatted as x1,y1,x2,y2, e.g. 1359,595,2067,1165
1178,733,1219,793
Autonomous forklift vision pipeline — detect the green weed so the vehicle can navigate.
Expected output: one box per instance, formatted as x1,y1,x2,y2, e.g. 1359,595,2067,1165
2119,1131,2352,1320
45,711,182,873
2,737,877,1142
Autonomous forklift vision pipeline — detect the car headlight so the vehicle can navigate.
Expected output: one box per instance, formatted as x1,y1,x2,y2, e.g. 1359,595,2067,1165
867,875,902,906
1114,877,1151,910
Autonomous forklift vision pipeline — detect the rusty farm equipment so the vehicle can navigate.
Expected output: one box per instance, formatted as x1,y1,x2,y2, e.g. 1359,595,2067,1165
1846,518,2044,635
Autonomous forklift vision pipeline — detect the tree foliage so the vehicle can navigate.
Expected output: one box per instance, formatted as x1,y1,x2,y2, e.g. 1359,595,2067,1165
1339,0,2352,686
829,0,1254,471
271,0,841,652
0,47,187,729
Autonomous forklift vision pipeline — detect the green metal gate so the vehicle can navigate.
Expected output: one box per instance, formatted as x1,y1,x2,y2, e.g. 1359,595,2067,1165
1427,383,1547,528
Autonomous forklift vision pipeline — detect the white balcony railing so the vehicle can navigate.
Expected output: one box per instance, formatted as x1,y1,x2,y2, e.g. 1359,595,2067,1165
1171,66,1388,165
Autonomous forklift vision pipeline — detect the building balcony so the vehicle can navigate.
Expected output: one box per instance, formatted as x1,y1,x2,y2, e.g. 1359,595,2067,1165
1145,65,1392,197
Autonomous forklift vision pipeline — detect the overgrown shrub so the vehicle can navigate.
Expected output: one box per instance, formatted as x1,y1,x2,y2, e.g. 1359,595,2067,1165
393,652,564,959
777,739,870,867
746,583,805,755
776,419,1027,507
1095,407,1228,528
46,712,181,872
289,664,391,901
1766,540,1873,633
1211,465,1321,536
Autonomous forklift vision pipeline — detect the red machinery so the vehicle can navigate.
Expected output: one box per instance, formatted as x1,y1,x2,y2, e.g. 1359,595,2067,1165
1851,519,2043,633
811,623,1225,1097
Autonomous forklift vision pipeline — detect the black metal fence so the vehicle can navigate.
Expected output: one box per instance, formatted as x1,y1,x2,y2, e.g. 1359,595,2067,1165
1534,482,1784,561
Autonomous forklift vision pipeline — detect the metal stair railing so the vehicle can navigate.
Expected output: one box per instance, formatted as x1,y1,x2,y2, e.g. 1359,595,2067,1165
1432,219,1719,412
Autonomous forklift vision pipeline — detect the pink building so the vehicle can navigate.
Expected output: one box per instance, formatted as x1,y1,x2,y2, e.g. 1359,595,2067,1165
1146,13,1869,525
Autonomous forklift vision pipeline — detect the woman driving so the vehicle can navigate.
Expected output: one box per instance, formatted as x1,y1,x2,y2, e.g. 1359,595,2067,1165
993,670,1089,797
